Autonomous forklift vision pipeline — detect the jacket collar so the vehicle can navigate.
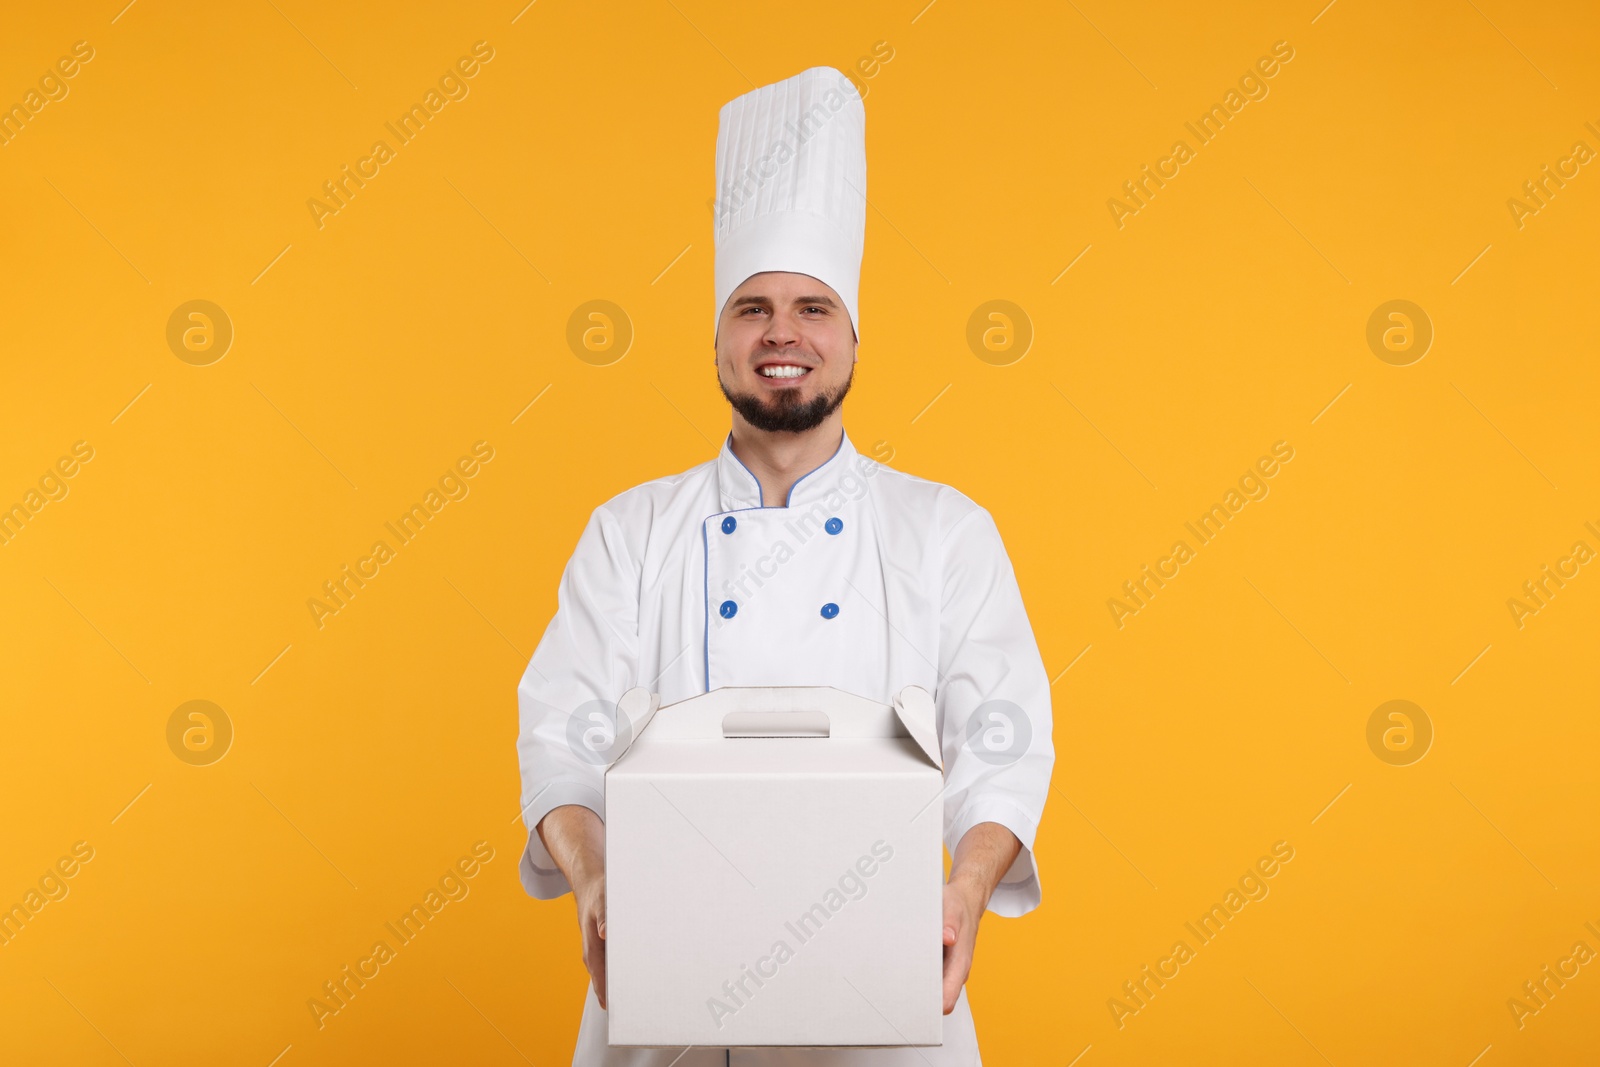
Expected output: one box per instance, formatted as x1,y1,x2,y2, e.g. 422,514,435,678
716,427,859,512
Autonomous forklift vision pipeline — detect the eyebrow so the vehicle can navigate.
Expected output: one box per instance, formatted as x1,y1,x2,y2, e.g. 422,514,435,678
729,294,838,309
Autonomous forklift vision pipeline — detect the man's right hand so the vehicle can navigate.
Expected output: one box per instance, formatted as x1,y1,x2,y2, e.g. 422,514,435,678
537,804,610,1008
574,865,608,1008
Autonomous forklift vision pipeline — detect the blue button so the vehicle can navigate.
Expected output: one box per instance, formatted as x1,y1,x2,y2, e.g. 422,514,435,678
820,602,839,619
721,516,737,534
825,517,843,535
720,600,738,619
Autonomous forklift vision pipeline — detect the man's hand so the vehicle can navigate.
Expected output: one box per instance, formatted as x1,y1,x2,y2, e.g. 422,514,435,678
574,865,608,1008
940,821,1022,1014
941,878,984,1014
537,805,609,1007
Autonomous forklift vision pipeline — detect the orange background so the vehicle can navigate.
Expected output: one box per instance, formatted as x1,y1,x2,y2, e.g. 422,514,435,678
2,1,1597,1063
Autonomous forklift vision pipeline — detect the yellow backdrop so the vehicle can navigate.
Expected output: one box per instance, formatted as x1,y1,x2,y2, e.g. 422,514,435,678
2,0,1596,1063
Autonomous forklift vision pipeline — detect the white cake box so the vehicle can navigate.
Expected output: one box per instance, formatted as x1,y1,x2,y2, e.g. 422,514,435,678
604,684,945,1048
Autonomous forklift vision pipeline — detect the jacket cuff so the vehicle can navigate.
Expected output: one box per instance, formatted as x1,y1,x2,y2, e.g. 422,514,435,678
517,780,606,899
946,795,1042,918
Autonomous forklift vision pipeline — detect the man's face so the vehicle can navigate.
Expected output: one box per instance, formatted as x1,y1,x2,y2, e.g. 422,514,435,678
715,272,857,434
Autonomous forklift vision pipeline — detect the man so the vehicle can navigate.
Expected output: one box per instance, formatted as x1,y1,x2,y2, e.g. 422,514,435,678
517,66,1054,1065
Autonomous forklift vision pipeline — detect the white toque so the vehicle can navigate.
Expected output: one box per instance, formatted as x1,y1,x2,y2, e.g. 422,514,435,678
712,66,867,342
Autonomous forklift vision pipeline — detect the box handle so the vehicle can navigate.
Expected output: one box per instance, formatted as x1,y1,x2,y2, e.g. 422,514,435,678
721,710,830,738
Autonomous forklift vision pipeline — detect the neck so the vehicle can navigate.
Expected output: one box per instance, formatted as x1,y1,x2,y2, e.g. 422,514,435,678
728,414,844,507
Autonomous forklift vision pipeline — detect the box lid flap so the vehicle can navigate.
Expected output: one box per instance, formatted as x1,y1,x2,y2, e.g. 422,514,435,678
603,686,661,765
892,685,942,770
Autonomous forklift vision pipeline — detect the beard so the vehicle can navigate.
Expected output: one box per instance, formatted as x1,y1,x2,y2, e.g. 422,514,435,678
718,360,854,434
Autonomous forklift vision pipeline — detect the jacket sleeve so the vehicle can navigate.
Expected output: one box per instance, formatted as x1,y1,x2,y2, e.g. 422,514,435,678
516,504,640,899
935,502,1056,918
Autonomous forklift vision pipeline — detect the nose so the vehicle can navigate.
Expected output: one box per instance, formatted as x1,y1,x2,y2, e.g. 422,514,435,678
761,310,801,346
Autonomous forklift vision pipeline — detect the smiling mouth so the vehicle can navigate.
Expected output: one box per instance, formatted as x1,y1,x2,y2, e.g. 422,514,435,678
757,364,812,381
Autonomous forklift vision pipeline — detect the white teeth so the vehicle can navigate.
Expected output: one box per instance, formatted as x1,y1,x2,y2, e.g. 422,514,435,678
759,365,809,378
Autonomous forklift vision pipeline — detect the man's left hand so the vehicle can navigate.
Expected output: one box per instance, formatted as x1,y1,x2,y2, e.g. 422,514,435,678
940,877,985,1014
939,821,1023,1014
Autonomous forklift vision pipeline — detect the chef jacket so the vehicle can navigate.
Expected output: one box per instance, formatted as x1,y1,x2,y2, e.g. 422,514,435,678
516,427,1055,919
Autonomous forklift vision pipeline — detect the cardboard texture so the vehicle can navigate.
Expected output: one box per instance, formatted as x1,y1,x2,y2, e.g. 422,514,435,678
605,685,945,1047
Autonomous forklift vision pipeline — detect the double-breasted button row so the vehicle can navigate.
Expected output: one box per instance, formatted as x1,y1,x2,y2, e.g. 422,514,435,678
719,598,842,620
719,514,844,536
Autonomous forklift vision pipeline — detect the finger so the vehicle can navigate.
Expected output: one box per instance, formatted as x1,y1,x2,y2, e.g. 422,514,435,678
942,885,969,948
941,892,962,940
594,949,609,1010
942,950,969,1013
942,939,973,1007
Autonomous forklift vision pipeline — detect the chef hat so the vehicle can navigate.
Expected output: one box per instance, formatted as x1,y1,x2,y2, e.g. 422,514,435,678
712,66,867,342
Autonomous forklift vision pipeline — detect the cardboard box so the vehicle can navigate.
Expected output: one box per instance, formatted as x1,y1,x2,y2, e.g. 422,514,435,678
605,684,945,1048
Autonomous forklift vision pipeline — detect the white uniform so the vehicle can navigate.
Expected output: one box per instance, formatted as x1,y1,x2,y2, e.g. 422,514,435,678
516,427,1056,1065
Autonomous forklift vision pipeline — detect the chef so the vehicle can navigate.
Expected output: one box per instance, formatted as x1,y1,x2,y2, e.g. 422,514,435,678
517,65,1054,1065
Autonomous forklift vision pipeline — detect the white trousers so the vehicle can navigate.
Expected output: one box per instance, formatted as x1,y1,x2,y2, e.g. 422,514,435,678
570,982,983,1066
